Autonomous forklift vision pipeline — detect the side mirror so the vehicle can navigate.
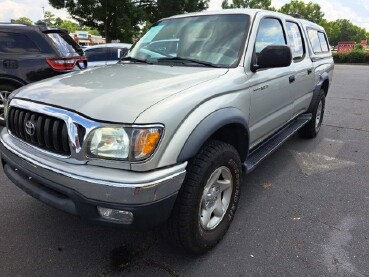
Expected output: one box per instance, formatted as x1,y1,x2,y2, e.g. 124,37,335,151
251,45,292,72
119,48,129,58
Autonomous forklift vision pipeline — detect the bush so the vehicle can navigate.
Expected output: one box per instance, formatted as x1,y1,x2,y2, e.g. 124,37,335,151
333,50,369,63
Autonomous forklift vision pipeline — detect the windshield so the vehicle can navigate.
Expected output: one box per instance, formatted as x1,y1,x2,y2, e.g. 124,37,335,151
128,14,250,67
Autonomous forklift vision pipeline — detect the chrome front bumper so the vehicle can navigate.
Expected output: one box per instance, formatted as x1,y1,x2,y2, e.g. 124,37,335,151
0,129,186,205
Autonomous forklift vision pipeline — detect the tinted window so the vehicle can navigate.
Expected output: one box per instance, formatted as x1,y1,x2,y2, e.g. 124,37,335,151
318,32,329,52
85,48,108,62
286,22,304,60
308,29,322,53
0,32,40,53
47,32,83,57
107,47,126,61
255,18,286,53
108,48,118,61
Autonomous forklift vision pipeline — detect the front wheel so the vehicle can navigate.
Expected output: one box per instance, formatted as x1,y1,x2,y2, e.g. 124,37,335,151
165,140,242,254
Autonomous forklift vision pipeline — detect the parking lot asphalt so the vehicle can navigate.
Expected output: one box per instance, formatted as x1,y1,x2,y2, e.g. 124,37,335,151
0,64,368,276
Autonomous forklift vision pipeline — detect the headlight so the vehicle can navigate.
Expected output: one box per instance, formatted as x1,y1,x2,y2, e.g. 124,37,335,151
87,126,163,161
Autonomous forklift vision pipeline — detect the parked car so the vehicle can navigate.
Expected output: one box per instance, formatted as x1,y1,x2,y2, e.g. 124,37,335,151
0,23,87,124
84,43,132,67
0,9,333,254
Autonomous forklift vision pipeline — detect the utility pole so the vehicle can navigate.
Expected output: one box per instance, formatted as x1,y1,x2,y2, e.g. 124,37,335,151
42,6,45,20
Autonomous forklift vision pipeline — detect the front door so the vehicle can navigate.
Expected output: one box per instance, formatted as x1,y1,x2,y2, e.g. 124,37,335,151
248,17,295,148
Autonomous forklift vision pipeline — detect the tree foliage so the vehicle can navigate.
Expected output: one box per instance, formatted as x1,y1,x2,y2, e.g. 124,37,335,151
35,11,96,34
49,0,209,43
279,0,324,23
221,0,274,10
326,19,369,45
10,17,33,25
142,0,209,22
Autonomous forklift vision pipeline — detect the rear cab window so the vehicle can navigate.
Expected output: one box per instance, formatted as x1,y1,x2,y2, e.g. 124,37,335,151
307,28,330,54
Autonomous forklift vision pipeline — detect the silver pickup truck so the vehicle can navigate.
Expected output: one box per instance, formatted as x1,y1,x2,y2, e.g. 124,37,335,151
0,9,333,254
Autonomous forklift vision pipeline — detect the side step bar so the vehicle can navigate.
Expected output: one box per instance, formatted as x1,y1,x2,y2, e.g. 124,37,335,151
244,113,312,174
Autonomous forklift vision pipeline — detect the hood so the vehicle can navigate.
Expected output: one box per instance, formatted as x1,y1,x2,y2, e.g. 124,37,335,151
14,63,228,123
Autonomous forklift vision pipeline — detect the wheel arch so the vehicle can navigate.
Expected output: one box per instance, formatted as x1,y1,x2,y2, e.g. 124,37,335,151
0,75,26,90
177,108,249,163
307,72,329,112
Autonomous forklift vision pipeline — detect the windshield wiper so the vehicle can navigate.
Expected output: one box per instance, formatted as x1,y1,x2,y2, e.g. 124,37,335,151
120,56,153,64
156,57,220,68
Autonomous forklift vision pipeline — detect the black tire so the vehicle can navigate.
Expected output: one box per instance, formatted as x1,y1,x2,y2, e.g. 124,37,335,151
299,89,325,138
164,140,242,254
0,84,18,126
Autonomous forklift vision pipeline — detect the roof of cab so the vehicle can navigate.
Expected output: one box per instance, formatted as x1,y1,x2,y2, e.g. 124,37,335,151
168,8,296,20
166,8,324,29
299,19,325,31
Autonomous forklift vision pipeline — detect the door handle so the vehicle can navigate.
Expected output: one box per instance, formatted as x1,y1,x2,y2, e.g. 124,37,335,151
307,69,312,75
289,75,295,83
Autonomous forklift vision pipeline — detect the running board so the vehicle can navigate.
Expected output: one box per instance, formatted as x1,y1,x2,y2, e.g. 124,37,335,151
244,113,312,174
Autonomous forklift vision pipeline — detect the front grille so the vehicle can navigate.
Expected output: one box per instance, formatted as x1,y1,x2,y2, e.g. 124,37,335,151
7,107,71,155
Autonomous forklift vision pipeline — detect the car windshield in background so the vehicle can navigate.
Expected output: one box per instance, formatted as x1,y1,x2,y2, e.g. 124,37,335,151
47,32,84,57
128,14,250,67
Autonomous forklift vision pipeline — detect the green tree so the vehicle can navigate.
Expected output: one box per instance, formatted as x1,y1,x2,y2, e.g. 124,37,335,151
49,0,209,43
10,17,33,25
279,0,324,23
59,20,80,33
329,19,369,45
221,0,274,10
144,0,209,22
43,11,56,26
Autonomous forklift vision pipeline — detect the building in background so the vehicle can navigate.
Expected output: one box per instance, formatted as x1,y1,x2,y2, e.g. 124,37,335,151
71,31,105,46
337,41,356,52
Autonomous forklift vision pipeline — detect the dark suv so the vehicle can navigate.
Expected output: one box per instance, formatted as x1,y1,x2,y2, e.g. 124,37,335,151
0,23,87,123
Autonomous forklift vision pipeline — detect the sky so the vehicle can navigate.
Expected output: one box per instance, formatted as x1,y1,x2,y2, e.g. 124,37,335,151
0,0,369,31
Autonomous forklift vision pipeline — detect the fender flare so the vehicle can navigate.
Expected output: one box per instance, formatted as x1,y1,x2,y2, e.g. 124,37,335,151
177,107,249,163
307,72,329,112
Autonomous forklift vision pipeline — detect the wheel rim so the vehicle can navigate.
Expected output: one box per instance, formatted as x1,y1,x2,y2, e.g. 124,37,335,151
199,166,233,231
0,91,11,121
315,100,323,131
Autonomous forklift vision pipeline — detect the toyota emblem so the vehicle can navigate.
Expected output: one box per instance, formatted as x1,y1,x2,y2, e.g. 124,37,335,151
25,121,36,136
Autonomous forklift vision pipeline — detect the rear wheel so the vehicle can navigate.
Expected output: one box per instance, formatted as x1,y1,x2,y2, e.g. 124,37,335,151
0,84,18,125
165,140,242,254
299,89,325,138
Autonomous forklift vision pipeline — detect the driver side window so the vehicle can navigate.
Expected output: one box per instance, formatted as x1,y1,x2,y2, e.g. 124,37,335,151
255,18,286,54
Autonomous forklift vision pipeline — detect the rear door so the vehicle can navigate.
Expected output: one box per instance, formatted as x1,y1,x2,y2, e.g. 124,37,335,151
0,30,47,83
285,20,315,117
